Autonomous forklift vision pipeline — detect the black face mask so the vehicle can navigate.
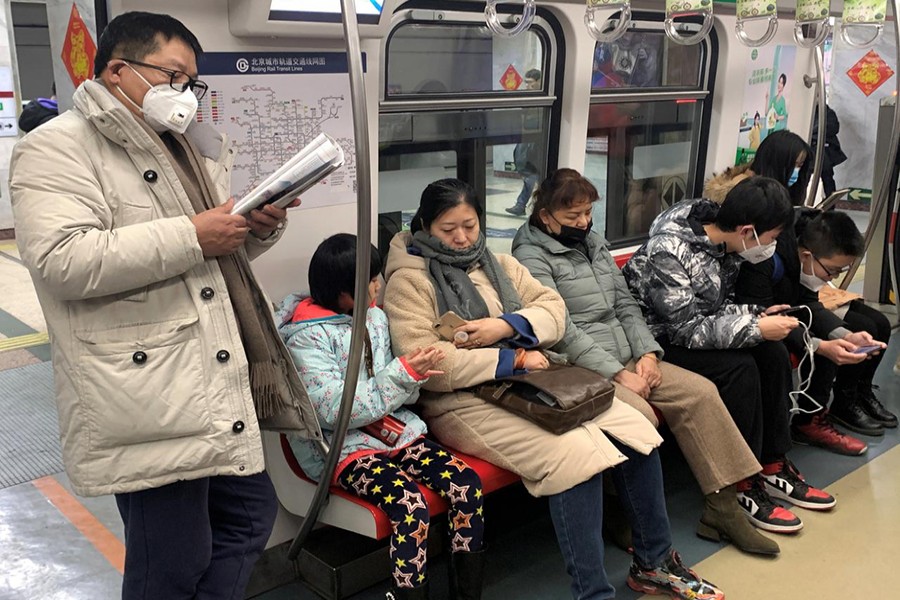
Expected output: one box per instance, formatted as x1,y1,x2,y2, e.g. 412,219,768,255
549,216,592,246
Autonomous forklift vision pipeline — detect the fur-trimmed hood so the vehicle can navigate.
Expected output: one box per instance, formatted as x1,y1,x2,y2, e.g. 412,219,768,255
703,163,754,204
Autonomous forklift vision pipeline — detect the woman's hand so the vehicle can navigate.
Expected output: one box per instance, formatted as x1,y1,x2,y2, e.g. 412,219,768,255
522,351,549,371
614,369,651,400
758,315,799,341
454,318,515,349
404,347,446,378
635,354,662,389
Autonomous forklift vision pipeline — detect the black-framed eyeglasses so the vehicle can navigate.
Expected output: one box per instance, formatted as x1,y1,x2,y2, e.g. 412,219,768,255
118,58,209,100
813,254,851,279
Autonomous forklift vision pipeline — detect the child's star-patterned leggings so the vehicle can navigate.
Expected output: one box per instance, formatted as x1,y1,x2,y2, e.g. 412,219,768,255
337,437,484,589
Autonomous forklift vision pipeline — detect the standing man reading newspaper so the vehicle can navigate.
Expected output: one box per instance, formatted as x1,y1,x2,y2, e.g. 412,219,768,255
9,12,321,600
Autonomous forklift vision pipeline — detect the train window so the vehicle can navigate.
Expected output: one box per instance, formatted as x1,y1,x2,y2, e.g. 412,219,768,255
585,23,714,246
591,31,702,91
378,7,561,257
386,24,546,97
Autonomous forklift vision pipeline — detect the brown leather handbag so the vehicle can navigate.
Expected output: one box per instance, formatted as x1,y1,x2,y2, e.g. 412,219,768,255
474,363,615,435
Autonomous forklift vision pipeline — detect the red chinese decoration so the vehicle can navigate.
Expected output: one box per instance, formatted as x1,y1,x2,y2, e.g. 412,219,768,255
846,50,894,97
61,4,97,88
500,65,523,90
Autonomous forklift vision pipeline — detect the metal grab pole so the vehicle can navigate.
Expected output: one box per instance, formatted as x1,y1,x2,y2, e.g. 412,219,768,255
288,0,373,560
806,46,827,207
841,0,900,290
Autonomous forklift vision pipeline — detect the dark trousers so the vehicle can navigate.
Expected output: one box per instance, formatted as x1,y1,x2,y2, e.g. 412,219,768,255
115,471,278,600
660,341,793,464
836,301,890,389
795,301,890,423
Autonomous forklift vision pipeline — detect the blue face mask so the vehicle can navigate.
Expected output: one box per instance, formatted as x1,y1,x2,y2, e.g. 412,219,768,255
788,167,800,187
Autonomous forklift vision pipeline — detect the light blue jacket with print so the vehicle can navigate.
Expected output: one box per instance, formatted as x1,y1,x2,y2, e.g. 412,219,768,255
277,294,428,482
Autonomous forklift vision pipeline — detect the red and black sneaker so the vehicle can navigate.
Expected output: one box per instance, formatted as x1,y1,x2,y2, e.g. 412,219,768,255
736,477,803,533
792,414,868,456
762,458,836,511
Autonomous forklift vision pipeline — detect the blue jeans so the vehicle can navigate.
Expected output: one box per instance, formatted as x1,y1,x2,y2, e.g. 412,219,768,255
514,172,540,209
548,442,672,600
115,471,278,600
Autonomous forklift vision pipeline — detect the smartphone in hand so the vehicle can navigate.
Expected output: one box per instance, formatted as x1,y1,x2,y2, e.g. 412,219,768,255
852,344,883,355
434,311,468,341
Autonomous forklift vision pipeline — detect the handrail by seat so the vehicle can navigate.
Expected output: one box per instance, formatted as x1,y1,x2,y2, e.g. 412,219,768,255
287,0,374,561
840,0,900,291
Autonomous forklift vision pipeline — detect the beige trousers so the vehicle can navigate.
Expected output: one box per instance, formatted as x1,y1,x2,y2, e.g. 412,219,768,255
614,360,761,494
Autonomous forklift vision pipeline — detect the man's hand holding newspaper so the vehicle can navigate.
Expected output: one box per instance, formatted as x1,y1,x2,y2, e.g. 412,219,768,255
231,133,345,218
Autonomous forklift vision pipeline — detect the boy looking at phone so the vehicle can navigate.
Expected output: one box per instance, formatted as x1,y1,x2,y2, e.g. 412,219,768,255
735,210,896,456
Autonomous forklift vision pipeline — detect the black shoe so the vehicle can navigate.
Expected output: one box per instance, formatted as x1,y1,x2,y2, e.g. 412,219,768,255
504,205,525,216
857,384,899,428
828,401,885,437
450,549,485,600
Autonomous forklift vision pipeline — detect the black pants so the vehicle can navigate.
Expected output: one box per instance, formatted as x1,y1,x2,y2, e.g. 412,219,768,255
796,301,891,423
660,340,793,464
115,471,278,600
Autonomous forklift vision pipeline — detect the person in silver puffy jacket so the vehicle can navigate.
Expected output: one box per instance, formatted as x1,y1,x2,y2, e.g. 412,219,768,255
624,177,838,536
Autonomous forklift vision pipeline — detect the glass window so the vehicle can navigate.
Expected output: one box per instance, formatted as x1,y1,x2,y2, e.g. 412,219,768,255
386,24,546,96
586,100,703,244
378,106,552,256
591,30,702,91
585,24,712,245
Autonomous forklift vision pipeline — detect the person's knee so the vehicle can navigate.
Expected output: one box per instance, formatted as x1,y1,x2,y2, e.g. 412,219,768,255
449,466,484,508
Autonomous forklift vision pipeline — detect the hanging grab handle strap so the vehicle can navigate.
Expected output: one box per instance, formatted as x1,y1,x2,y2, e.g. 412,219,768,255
840,0,887,48
734,0,778,47
665,0,714,46
585,0,632,43
794,0,832,48
485,0,537,38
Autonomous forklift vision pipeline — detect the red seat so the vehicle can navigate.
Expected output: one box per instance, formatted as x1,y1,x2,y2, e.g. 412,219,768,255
279,435,520,540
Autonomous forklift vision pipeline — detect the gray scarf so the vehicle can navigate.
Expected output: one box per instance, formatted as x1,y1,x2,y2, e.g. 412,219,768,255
411,231,522,319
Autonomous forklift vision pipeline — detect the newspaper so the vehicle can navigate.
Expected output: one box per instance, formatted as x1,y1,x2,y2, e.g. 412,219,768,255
231,133,345,216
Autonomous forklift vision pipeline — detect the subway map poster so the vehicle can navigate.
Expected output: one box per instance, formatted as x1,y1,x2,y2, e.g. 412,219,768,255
196,52,361,211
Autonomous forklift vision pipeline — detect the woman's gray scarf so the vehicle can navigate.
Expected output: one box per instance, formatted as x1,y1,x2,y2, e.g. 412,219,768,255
411,231,522,319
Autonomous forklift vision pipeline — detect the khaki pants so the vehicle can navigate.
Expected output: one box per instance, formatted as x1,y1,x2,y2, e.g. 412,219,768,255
614,360,761,494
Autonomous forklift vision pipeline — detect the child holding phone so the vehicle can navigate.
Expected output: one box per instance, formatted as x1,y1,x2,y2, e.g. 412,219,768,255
277,234,485,600
735,210,894,457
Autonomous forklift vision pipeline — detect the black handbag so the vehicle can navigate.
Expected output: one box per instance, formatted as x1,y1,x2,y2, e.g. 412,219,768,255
474,363,615,435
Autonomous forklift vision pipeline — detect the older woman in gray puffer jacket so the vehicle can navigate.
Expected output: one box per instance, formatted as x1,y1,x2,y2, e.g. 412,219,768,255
512,168,776,556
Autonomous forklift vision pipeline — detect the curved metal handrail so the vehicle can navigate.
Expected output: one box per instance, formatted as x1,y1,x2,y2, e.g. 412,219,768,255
806,46,827,208
288,0,374,560
840,23,884,48
794,20,832,48
485,0,536,38
795,0,832,48
585,1,632,43
664,2,714,46
735,14,778,48
841,0,900,291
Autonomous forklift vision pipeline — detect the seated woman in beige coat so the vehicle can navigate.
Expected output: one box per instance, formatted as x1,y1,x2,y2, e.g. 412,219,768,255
383,179,724,600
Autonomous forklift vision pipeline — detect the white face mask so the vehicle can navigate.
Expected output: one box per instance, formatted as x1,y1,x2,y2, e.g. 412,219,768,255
799,254,828,292
118,65,198,134
738,228,777,264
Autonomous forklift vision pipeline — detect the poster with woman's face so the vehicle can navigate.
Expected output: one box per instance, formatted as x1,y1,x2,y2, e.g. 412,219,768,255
735,45,797,164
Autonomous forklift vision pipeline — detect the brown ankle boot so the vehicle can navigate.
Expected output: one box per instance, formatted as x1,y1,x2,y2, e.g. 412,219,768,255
697,484,780,556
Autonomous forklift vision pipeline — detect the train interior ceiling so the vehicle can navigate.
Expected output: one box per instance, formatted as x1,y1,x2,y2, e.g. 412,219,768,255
2,0,900,598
